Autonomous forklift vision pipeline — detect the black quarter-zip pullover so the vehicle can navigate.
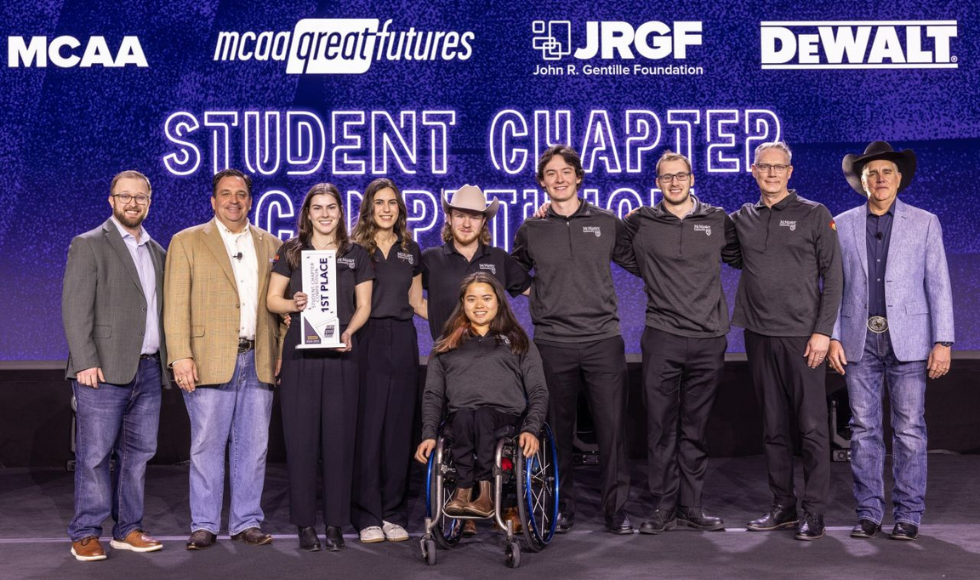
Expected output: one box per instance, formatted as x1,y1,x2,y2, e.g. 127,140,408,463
623,195,741,337
730,190,843,337
512,200,638,344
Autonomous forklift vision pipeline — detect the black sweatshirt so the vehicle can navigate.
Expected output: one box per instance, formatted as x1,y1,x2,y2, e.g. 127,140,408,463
623,196,741,337
511,200,639,344
421,336,549,440
730,190,843,337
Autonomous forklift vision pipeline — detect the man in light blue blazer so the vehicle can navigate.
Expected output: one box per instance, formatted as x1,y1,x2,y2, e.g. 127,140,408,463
827,141,954,542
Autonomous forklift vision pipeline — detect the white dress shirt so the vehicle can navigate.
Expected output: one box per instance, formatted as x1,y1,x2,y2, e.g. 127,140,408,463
215,219,258,340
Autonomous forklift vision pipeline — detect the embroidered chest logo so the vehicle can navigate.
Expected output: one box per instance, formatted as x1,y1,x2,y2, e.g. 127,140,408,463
478,263,497,275
779,220,797,231
396,251,414,265
693,224,712,236
582,226,602,237
337,257,356,269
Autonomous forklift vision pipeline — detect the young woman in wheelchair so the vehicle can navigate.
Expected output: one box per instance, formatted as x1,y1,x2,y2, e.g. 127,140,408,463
414,272,548,519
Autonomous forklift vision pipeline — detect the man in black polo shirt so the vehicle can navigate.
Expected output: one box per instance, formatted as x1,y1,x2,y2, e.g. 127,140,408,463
623,150,741,535
421,184,531,342
512,145,638,535
731,141,843,541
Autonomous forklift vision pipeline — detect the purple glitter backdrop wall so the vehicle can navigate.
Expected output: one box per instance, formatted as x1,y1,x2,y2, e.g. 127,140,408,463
1,0,977,360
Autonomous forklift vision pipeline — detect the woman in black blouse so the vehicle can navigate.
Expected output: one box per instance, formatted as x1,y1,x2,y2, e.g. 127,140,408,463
267,183,374,551
349,178,423,544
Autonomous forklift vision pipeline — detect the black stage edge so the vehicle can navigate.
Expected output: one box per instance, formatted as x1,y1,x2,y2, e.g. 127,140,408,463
1,354,978,468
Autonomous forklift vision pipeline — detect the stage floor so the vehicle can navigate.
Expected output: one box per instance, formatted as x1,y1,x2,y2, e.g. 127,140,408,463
2,455,978,579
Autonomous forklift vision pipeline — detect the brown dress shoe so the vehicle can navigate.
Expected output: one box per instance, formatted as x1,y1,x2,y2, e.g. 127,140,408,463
110,530,163,553
444,487,473,516
462,519,478,537
231,527,273,545
71,536,107,561
502,506,522,534
466,481,495,517
186,530,217,550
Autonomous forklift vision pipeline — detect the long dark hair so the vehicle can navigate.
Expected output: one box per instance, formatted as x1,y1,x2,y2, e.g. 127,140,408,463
434,272,529,355
352,177,412,257
282,183,350,270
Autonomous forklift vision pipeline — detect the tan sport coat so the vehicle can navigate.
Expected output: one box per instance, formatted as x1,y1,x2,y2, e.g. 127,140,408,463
164,219,282,386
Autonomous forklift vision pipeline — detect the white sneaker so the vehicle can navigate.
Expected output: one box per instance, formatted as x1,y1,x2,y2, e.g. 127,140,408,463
359,526,385,543
382,521,409,542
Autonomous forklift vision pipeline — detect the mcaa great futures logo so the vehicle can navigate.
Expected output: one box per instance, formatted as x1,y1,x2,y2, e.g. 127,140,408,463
214,18,474,74
761,20,958,69
531,20,704,77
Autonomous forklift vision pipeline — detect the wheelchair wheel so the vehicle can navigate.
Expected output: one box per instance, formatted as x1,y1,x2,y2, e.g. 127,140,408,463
505,540,521,568
425,437,464,549
515,423,559,552
420,537,437,566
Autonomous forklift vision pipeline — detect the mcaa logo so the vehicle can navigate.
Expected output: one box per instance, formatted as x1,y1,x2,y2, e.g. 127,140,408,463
761,20,957,69
532,20,702,61
7,36,147,68
214,18,474,74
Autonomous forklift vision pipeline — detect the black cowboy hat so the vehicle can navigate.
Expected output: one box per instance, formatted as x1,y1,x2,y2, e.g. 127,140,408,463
841,141,916,195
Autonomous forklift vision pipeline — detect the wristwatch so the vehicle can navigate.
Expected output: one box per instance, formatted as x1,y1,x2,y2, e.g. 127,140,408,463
936,341,953,347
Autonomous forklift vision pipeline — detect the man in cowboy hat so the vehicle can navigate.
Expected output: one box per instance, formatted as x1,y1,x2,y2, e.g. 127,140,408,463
420,184,531,343
827,141,954,541
511,144,639,535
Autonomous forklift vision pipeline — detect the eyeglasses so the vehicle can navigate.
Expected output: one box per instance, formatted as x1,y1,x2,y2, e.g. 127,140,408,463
657,172,691,183
754,163,790,174
112,193,151,205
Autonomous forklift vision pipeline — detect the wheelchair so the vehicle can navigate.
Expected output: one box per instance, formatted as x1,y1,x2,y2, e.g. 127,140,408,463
420,423,559,568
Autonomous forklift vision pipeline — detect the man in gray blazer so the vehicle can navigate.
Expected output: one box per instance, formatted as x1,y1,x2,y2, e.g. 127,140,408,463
62,170,169,561
828,141,954,542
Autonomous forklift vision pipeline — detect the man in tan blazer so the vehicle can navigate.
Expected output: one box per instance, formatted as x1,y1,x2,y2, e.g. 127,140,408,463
164,169,282,550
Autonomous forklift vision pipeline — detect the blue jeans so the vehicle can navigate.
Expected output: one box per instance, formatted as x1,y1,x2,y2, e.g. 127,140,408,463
846,330,928,526
68,357,162,541
182,350,273,535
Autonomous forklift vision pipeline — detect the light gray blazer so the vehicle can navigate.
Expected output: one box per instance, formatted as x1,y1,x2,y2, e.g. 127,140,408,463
62,218,169,387
831,199,954,362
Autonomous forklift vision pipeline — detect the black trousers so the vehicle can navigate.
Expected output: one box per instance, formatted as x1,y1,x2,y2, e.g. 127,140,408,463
448,407,521,489
642,327,726,511
279,336,359,528
744,330,830,514
537,335,630,518
351,318,419,530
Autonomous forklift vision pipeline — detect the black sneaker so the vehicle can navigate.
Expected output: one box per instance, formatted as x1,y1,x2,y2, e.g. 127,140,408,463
555,512,574,534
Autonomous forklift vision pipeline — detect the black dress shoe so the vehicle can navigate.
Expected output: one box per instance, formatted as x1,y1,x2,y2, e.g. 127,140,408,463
324,526,346,551
747,503,799,531
186,529,217,550
605,512,634,535
555,512,574,534
850,519,881,539
231,527,273,545
639,509,676,535
795,512,825,541
298,526,321,551
890,522,919,541
676,506,725,531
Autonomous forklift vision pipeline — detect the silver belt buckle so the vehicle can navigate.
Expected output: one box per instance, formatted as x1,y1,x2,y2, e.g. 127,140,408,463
868,316,888,334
